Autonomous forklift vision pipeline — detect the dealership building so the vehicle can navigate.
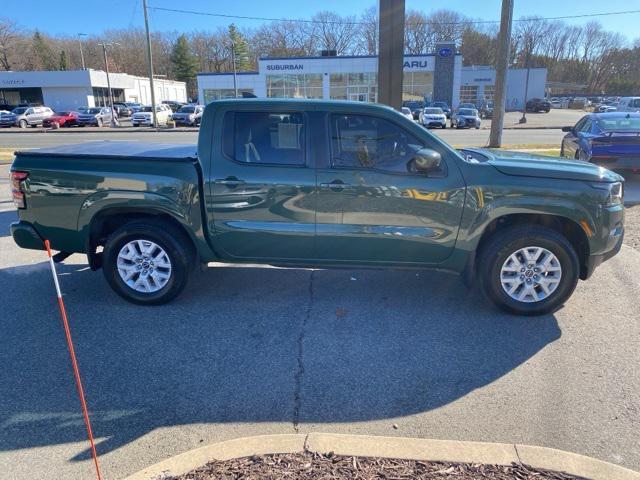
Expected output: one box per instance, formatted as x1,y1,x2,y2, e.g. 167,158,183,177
0,69,187,110
197,43,546,110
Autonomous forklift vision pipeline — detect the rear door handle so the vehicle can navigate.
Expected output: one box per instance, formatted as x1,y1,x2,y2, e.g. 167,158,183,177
214,177,246,187
320,180,350,191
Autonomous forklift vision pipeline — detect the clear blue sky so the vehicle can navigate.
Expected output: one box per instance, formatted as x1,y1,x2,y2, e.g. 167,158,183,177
3,0,639,42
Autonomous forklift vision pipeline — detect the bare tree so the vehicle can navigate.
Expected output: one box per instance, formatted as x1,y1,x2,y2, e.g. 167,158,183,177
356,5,378,55
309,11,357,55
404,10,431,54
0,17,18,70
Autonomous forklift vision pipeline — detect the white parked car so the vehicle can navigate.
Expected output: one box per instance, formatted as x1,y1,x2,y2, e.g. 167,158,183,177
420,107,447,129
617,97,640,112
131,104,172,126
400,107,414,121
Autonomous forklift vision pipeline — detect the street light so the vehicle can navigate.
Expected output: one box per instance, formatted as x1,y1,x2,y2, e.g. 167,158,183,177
98,42,120,127
77,33,88,70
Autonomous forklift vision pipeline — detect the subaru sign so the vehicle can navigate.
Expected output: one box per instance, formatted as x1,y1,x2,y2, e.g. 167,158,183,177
438,47,453,58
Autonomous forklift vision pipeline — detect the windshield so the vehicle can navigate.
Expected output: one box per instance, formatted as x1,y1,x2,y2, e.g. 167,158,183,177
140,106,154,112
12,107,27,114
54,111,70,116
178,106,195,113
424,108,443,114
433,102,448,108
87,108,101,114
597,116,640,131
459,109,477,116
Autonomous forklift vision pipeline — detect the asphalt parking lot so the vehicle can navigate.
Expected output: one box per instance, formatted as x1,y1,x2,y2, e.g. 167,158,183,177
0,162,639,480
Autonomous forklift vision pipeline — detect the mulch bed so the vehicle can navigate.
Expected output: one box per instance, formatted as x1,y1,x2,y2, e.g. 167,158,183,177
168,451,588,479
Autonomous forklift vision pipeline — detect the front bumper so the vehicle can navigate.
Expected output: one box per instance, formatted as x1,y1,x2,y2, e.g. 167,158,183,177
132,117,153,125
583,203,625,279
11,221,45,251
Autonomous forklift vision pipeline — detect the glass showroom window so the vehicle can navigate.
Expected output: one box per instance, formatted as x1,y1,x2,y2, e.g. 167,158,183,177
483,85,495,103
402,71,433,102
330,73,377,102
459,85,479,105
266,74,323,99
202,88,254,104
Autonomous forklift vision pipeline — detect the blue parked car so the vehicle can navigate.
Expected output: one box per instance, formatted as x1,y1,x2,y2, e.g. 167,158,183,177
561,112,640,172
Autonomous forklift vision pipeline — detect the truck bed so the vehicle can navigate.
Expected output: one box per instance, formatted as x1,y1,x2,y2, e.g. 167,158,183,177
16,141,198,162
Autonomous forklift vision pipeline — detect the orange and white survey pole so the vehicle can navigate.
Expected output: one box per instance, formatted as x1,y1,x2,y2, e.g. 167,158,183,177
44,240,103,480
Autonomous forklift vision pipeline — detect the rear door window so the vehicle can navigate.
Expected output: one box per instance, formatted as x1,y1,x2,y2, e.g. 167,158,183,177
223,111,306,166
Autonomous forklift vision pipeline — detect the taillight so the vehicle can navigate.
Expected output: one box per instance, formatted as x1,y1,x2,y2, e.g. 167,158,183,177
10,171,28,209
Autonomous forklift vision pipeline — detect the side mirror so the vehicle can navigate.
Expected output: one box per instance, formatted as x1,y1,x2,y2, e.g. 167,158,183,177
561,126,573,132
413,148,442,173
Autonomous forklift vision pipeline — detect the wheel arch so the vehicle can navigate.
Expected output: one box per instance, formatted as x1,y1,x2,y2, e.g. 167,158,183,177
473,213,590,281
85,207,198,270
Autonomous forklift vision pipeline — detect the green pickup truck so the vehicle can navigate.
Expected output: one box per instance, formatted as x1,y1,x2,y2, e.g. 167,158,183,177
10,99,625,315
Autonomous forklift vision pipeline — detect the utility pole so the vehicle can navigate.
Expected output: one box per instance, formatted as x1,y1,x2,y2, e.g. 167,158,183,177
99,43,118,127
520,59,531,124
142,0,158,128
77,33,87,70
378,0,405,109
231,41,238,98
489,0,514,148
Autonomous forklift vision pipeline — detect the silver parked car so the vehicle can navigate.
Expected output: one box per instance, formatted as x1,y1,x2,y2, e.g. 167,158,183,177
170,104,204,126
1,106,54,128
451,108,481,129
76,107,116,127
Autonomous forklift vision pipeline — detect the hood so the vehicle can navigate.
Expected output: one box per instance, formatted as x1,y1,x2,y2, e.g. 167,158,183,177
470,148,624,183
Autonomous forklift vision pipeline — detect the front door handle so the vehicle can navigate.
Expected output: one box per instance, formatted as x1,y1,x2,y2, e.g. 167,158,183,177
320,179,350,192
214,177,246,188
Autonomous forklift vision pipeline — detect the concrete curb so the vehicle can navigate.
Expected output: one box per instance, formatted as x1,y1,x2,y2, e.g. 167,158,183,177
124,433,640,480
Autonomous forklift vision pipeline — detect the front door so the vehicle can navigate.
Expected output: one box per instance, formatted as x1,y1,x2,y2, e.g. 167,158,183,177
315,113,466,265
206,109,316,261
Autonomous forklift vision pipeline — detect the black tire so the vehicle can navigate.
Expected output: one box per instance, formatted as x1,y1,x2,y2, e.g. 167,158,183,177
478,225,579,316
442,123,446,129
19,119,27,129
102,220,195,305
97,118,103,128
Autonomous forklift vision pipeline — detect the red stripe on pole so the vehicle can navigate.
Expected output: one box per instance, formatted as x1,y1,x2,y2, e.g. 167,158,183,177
44,240,103,480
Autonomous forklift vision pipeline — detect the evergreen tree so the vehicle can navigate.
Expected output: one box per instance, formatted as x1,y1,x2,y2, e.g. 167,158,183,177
228,24,251,71
59,50,67,71
32,30,56,70
170,34,197,98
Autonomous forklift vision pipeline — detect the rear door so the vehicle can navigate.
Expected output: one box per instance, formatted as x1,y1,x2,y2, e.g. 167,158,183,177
315,112,466,265
205,108,317,261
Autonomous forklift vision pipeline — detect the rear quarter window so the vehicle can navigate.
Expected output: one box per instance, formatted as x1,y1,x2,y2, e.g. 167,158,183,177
222,111,306,166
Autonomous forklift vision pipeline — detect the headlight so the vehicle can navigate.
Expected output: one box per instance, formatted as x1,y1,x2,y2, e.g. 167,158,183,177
592,181,623,206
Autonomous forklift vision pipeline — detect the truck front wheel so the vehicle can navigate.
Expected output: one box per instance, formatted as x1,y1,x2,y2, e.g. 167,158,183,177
478,225,579,316
102,220,194,305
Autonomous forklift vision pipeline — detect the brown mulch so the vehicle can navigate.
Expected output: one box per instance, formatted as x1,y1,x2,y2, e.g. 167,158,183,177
625,205,640,252
168,451,588,480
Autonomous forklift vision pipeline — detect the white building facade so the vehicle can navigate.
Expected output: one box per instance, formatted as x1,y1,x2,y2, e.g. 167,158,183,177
198,50,546,111
0,70,187,110
199,49,464,107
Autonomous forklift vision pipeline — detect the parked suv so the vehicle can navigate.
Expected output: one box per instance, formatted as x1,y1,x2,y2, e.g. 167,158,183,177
3,106,54,128
171,105,204,126
76,107,115,127
526,98,552,113
132,104,172,126
617,97,640,112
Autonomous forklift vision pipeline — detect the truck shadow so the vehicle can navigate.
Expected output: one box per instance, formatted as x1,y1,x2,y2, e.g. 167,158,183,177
0,210,17,237
0,260,561,462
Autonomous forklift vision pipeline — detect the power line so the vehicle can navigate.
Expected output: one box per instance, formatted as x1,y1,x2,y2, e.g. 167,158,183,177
146,5,640,26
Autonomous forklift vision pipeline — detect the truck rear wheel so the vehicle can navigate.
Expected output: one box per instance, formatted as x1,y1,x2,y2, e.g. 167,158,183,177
102,220,194,305
478,225,579,316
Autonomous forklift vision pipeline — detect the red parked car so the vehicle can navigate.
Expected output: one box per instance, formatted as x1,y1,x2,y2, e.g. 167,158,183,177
43,111,79,128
